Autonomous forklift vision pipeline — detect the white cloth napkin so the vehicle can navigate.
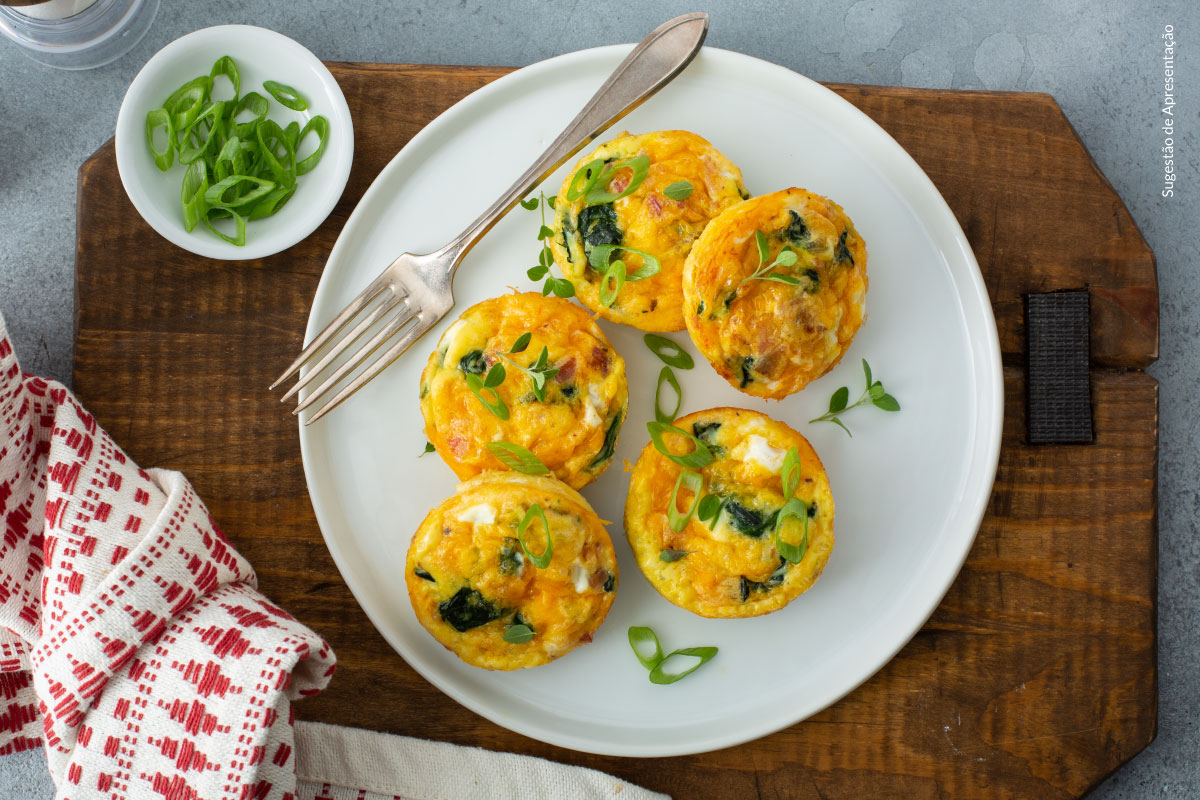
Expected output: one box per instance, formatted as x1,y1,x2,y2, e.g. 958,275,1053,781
0,312,666,800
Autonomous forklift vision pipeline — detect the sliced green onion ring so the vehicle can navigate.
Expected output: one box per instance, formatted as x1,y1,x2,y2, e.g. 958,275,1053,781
654,366,681,424
230,91,268,135
145,108,175,171
263,79,308,111
246,185,296,221
646,421,714,469
598,259,625,308
178,101,225,164
180,161,209,233
587,243,661,281
204,174,277,208
256,118,296,188
585,155,651,203
643,333,694,370
517,504,553,568
283,120,300,150
203,206,247,246
485,441,549,475
774,496,810,564
211,134,242,181
208,55,240,102
667,469,704,533
464,373,509,420
781,446,801,500
565,158,605,201
649,646,718,685
165,76,211,134
295,115,329,175
627,626,664,670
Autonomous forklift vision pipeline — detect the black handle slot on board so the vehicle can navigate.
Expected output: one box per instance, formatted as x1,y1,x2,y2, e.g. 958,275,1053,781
1025,290,1094,444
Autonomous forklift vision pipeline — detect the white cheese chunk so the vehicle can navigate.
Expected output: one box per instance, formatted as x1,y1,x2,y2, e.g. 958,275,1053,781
582,384,604,428
457,503,496,525
741,435,786,472
570,562,591,593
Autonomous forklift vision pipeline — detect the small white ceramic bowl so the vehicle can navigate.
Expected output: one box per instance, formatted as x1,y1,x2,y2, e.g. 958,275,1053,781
115,24,353,260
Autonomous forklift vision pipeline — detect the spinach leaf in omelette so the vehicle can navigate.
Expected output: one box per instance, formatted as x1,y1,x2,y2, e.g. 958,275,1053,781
438,587,502,632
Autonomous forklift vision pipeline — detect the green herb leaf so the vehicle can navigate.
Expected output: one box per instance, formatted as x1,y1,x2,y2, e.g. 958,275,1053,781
654,366,682,423
649,646,719,684
627,626,664,670
464,373,509,420
646,421,714,469
549,277,575,298
643,334,694,370
509,332,532,354
774,248,798,266
483,362,506,388
781,446,801,500
663,180,693,201
862,359,873,388
758,273,802,285
419,441,435,457
873,393,901,411
517,503,553,568
829,386,849,413
774,496,809,564
527,265,549,280
667,470,704,533
755,230,769,264
546,195,556,209
503,624,535,644
486,441,549,475
696,494,725,527
538,225,554,240
659,548,693,563
520,196,540,210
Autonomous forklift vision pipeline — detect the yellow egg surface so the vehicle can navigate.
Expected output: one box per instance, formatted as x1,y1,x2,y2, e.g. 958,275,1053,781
549,130,749,332
683,187,868,399
406,473,619,670
624,408,834,619
419,292,628,489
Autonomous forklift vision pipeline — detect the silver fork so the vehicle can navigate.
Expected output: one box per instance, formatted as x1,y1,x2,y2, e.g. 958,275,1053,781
271,12,709,424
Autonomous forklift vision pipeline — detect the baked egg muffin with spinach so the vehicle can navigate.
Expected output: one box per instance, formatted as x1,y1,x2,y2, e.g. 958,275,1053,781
624,407,834,619
549,130,749,332
406,472,618,670
419,292,627,489
683,187,868,399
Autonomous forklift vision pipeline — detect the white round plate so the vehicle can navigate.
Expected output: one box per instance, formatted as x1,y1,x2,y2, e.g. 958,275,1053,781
115,24,353,260
299,46,1003,757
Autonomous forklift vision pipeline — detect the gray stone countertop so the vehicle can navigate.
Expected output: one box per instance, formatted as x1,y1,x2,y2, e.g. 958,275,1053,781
0,1,1194,797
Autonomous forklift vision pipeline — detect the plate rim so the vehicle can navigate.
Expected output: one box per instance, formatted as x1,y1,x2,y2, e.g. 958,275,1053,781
297,43,1004,757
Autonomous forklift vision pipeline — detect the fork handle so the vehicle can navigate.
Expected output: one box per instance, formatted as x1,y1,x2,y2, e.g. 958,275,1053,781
437,12,709,268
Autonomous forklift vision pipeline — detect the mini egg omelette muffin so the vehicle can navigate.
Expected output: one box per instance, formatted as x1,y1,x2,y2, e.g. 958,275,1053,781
624,408,834,619
549,130,749,332
406,472,619,669
682,187,868,399
419,292,628,490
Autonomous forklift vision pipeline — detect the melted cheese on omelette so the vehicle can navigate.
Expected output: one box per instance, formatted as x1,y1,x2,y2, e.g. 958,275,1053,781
406,473,618,669
419,292,628,489
682,187,868,399
624,408,834,619
549,130,748,332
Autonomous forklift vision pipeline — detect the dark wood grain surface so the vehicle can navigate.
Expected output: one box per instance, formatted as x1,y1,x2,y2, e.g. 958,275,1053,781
73,64,1158,799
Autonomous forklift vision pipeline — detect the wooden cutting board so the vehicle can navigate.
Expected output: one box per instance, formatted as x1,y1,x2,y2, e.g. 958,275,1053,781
73,63,1157,799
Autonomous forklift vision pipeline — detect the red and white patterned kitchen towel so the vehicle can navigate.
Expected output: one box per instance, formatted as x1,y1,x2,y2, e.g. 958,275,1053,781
0,314,667,800
0,313,334,799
